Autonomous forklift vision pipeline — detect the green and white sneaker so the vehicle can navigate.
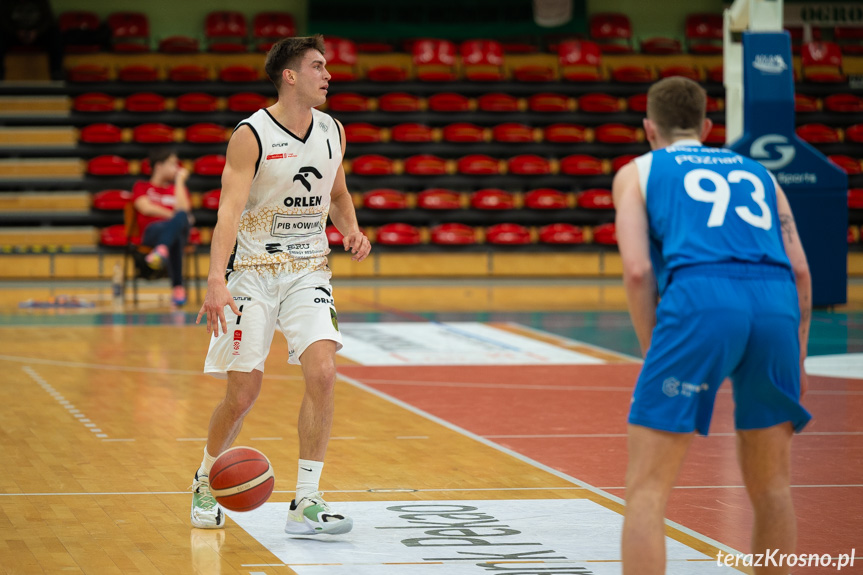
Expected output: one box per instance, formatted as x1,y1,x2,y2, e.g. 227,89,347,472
285,492,353,536
190,472,225,529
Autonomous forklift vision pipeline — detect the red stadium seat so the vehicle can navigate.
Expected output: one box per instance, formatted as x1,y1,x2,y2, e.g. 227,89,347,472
344,123,384,144
686,13,723,54
67,64,109,83
169,64,209,83
125,92,166,113
379,92,422,112
611,65,655,83
795,93,820,113
578,189,614,209
471,189,515,210
80,123,122,144
118,64,158,82
220,65,258,82
846,125,863,144
431,223,476,245
559,40,602,82
377,223,421,245
443,123,486,143
704,124,726,145
351,155,395,176
99,224,128,247
92,189,132,210
133,123,175,144
540,223,585,244
478,93,520,113
561,154,605,176
140,158,152,175
796,123,842,144
460,39,505,81
512,62,556,82
206,11,248,53
579,93,622,113
525,189,567,210
592,223,617,244
228,92,268,112
627,93,647,113
824,93,863,113
786,26,822,54
327,93,371,112
428,92,471,112
418,189,462,210
73,93,116,113
186,124,227,144
508,155,551,176
108,12,149,52
193,155,227,176
487,223,531,245
705,96,722,112
413,39,458,82
544,123,589,143
492,123,535,143
612,154,638,172
801,42,846,83
528,93,570,113
707,65,723,83
326,225,344,246
159,36,199,53
253,12,295,52
659,65,701,81
59,11,102,53
323,37,358,81
177,93,218,113
590,13,634,54
835,26,863,55
367,60,410,82
641,37,682,55
363,189,408,210
88,155,129,176
201,189,221,210
595,123,641,144
849,189,863,209
405,154,448,176
829,155,862,175
392,123,434,143
458,154,500,175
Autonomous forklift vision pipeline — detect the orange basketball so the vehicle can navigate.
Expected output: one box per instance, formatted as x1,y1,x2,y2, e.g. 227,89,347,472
209,447,275,512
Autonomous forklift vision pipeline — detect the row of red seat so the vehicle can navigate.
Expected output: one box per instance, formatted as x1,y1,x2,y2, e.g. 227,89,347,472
61,10,294,54
73,92,268,113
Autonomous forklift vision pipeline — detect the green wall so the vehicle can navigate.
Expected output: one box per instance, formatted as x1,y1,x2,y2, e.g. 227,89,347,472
52,0,308,45
586,0,726,41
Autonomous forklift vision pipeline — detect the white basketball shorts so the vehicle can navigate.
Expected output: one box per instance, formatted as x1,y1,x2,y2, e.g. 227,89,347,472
204,269,343,378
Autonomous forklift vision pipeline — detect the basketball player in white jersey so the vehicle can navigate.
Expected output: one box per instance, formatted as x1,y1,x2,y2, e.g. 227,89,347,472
191,35,370,535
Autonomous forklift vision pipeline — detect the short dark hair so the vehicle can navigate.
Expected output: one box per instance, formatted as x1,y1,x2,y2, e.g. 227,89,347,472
265,34,326,88
646,77,707,141
149,146,176,168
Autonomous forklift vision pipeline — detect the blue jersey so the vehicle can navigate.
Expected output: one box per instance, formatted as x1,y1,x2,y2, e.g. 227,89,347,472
634,139,792,294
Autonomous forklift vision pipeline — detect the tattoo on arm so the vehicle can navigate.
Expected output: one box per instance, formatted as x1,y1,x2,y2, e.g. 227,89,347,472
779,213,796,245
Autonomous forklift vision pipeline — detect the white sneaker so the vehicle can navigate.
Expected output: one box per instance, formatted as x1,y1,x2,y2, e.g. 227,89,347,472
190,472,225,529
285,492,353,536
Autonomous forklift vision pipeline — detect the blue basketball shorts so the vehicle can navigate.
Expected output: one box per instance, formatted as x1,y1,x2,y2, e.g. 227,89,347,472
629,263,812,436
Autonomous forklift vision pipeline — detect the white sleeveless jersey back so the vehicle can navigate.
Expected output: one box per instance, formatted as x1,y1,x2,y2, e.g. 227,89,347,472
229,107,342,279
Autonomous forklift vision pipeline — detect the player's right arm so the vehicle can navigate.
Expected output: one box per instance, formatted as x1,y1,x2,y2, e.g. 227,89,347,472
613,161,658,357
775,184,812,396
196,125,257,337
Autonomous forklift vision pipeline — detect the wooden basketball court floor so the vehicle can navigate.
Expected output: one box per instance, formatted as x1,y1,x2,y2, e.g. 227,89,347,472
0,280,861,575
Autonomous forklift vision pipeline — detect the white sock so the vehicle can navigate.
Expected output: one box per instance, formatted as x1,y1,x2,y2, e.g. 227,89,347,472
296,459,324,501
198,446,218,478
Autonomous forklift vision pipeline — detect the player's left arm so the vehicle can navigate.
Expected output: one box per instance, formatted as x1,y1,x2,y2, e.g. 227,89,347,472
328,119,371,262
613,162,658,357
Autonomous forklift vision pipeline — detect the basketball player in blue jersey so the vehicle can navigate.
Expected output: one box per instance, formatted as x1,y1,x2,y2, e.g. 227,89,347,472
192,35,370,535
613,77,812,575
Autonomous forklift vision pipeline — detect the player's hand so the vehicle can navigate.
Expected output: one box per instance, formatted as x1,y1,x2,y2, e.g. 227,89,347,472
176,167,190,183
343,230,371,262
196,279,241,337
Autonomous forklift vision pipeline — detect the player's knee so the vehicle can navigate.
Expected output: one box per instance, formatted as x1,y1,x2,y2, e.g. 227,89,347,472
748,484,792,513
225,386,260,418
305,362,336,396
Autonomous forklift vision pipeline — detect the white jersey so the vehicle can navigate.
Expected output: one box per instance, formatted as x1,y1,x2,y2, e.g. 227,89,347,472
229,107,342,279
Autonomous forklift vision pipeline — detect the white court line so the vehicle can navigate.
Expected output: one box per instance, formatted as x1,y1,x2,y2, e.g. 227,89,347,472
22,366,110,441
336,373,745,560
